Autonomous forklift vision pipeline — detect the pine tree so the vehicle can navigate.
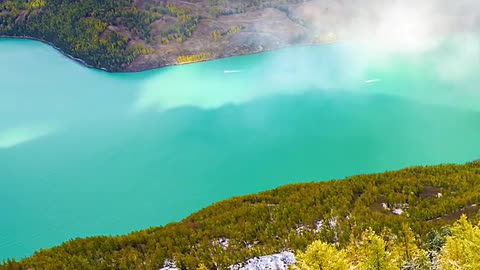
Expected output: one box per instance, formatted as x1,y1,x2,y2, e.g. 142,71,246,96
409,250,434,270
196,263,208,270
439,215,480,270
356,229,399,270
295,240,349,270
392,223,422,269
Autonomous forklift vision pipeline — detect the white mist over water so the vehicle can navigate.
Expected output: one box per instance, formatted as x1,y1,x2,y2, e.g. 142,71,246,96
133,34,480,113
0,124,58,149
131,0,480,113
2,31,480,260
1,2,480,259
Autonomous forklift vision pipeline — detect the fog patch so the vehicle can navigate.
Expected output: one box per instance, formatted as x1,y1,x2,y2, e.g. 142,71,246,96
133,0,480,113
0,124,58,149
132,68,254,112
132,45,361,113
433,34,480,83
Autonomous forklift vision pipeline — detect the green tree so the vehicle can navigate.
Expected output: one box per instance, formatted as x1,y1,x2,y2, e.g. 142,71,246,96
196,263,208,270
408,250,434,270
397,224,418,262
295,240,349,270
391,223,429,269
355,229,399,270
426,227,450,251
439,215,480,270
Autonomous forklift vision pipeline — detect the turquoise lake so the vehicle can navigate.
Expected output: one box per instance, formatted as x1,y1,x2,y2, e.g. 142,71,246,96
1,33,480,260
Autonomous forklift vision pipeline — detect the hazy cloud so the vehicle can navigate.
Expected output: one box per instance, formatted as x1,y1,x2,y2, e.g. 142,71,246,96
133,0,480,113
0,124,58,149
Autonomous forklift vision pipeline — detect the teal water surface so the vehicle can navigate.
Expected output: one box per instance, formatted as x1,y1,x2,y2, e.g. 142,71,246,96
1,33,480,260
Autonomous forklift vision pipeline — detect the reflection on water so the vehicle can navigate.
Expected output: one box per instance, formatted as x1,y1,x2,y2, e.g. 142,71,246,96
0,33,480,259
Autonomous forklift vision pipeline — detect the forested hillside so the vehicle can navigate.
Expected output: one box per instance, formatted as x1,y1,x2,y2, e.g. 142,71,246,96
2,161,480,269
0,0,311,71
1,0,479,71
295,215,480,269
0,0,156,71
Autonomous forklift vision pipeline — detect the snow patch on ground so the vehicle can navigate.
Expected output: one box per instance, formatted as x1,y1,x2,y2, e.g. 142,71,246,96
296,225,307,234
314,221,323,233
328,217,337,229
228,251,296,270
382,203,389,211
217,238,230,250
159,267,179,270
295,216,339,235
211,238,230,250
392,203,409,216
159,259,178,270
392,208,403,215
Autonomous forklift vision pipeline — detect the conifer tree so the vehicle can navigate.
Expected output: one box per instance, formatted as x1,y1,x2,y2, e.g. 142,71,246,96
196,263,208,270
295,240,349,270
439,215,480,270
356,229,399,270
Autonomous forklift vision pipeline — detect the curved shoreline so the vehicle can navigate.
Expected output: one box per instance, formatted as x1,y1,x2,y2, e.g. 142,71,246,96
126,40,339,73
2,161,480,266
0,34,338,74
0,35,107,71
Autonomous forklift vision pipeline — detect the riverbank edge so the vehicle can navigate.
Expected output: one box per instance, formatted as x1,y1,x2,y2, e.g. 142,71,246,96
0,34,337,73
0,35,106,71
2,161,480,266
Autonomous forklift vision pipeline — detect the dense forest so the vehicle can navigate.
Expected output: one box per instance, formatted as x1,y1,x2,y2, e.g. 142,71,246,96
1,0,476,71
1,161,480,269
0,0,157,71
0,0,319,71
296,215,480,269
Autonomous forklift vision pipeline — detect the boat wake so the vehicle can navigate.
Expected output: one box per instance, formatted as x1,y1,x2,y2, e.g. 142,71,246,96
224,70,242,74
364,79,381,84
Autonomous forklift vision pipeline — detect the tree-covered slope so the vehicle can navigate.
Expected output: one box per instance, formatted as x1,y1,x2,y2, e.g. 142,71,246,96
2,0,478,72
0,0,311,71
0,0,156,71
295,215,480,270
2,161,480,269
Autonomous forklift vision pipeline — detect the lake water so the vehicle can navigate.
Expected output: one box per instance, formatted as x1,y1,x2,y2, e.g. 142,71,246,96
1,33,480,260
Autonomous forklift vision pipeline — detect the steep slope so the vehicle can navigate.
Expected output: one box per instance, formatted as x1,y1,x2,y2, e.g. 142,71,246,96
2,161,480,269
2,0,478,72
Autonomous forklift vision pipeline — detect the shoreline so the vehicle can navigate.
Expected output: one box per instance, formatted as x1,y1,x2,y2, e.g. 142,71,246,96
0,34,338,74
147,39,340,72
0,35,107,72
2,161,479,264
